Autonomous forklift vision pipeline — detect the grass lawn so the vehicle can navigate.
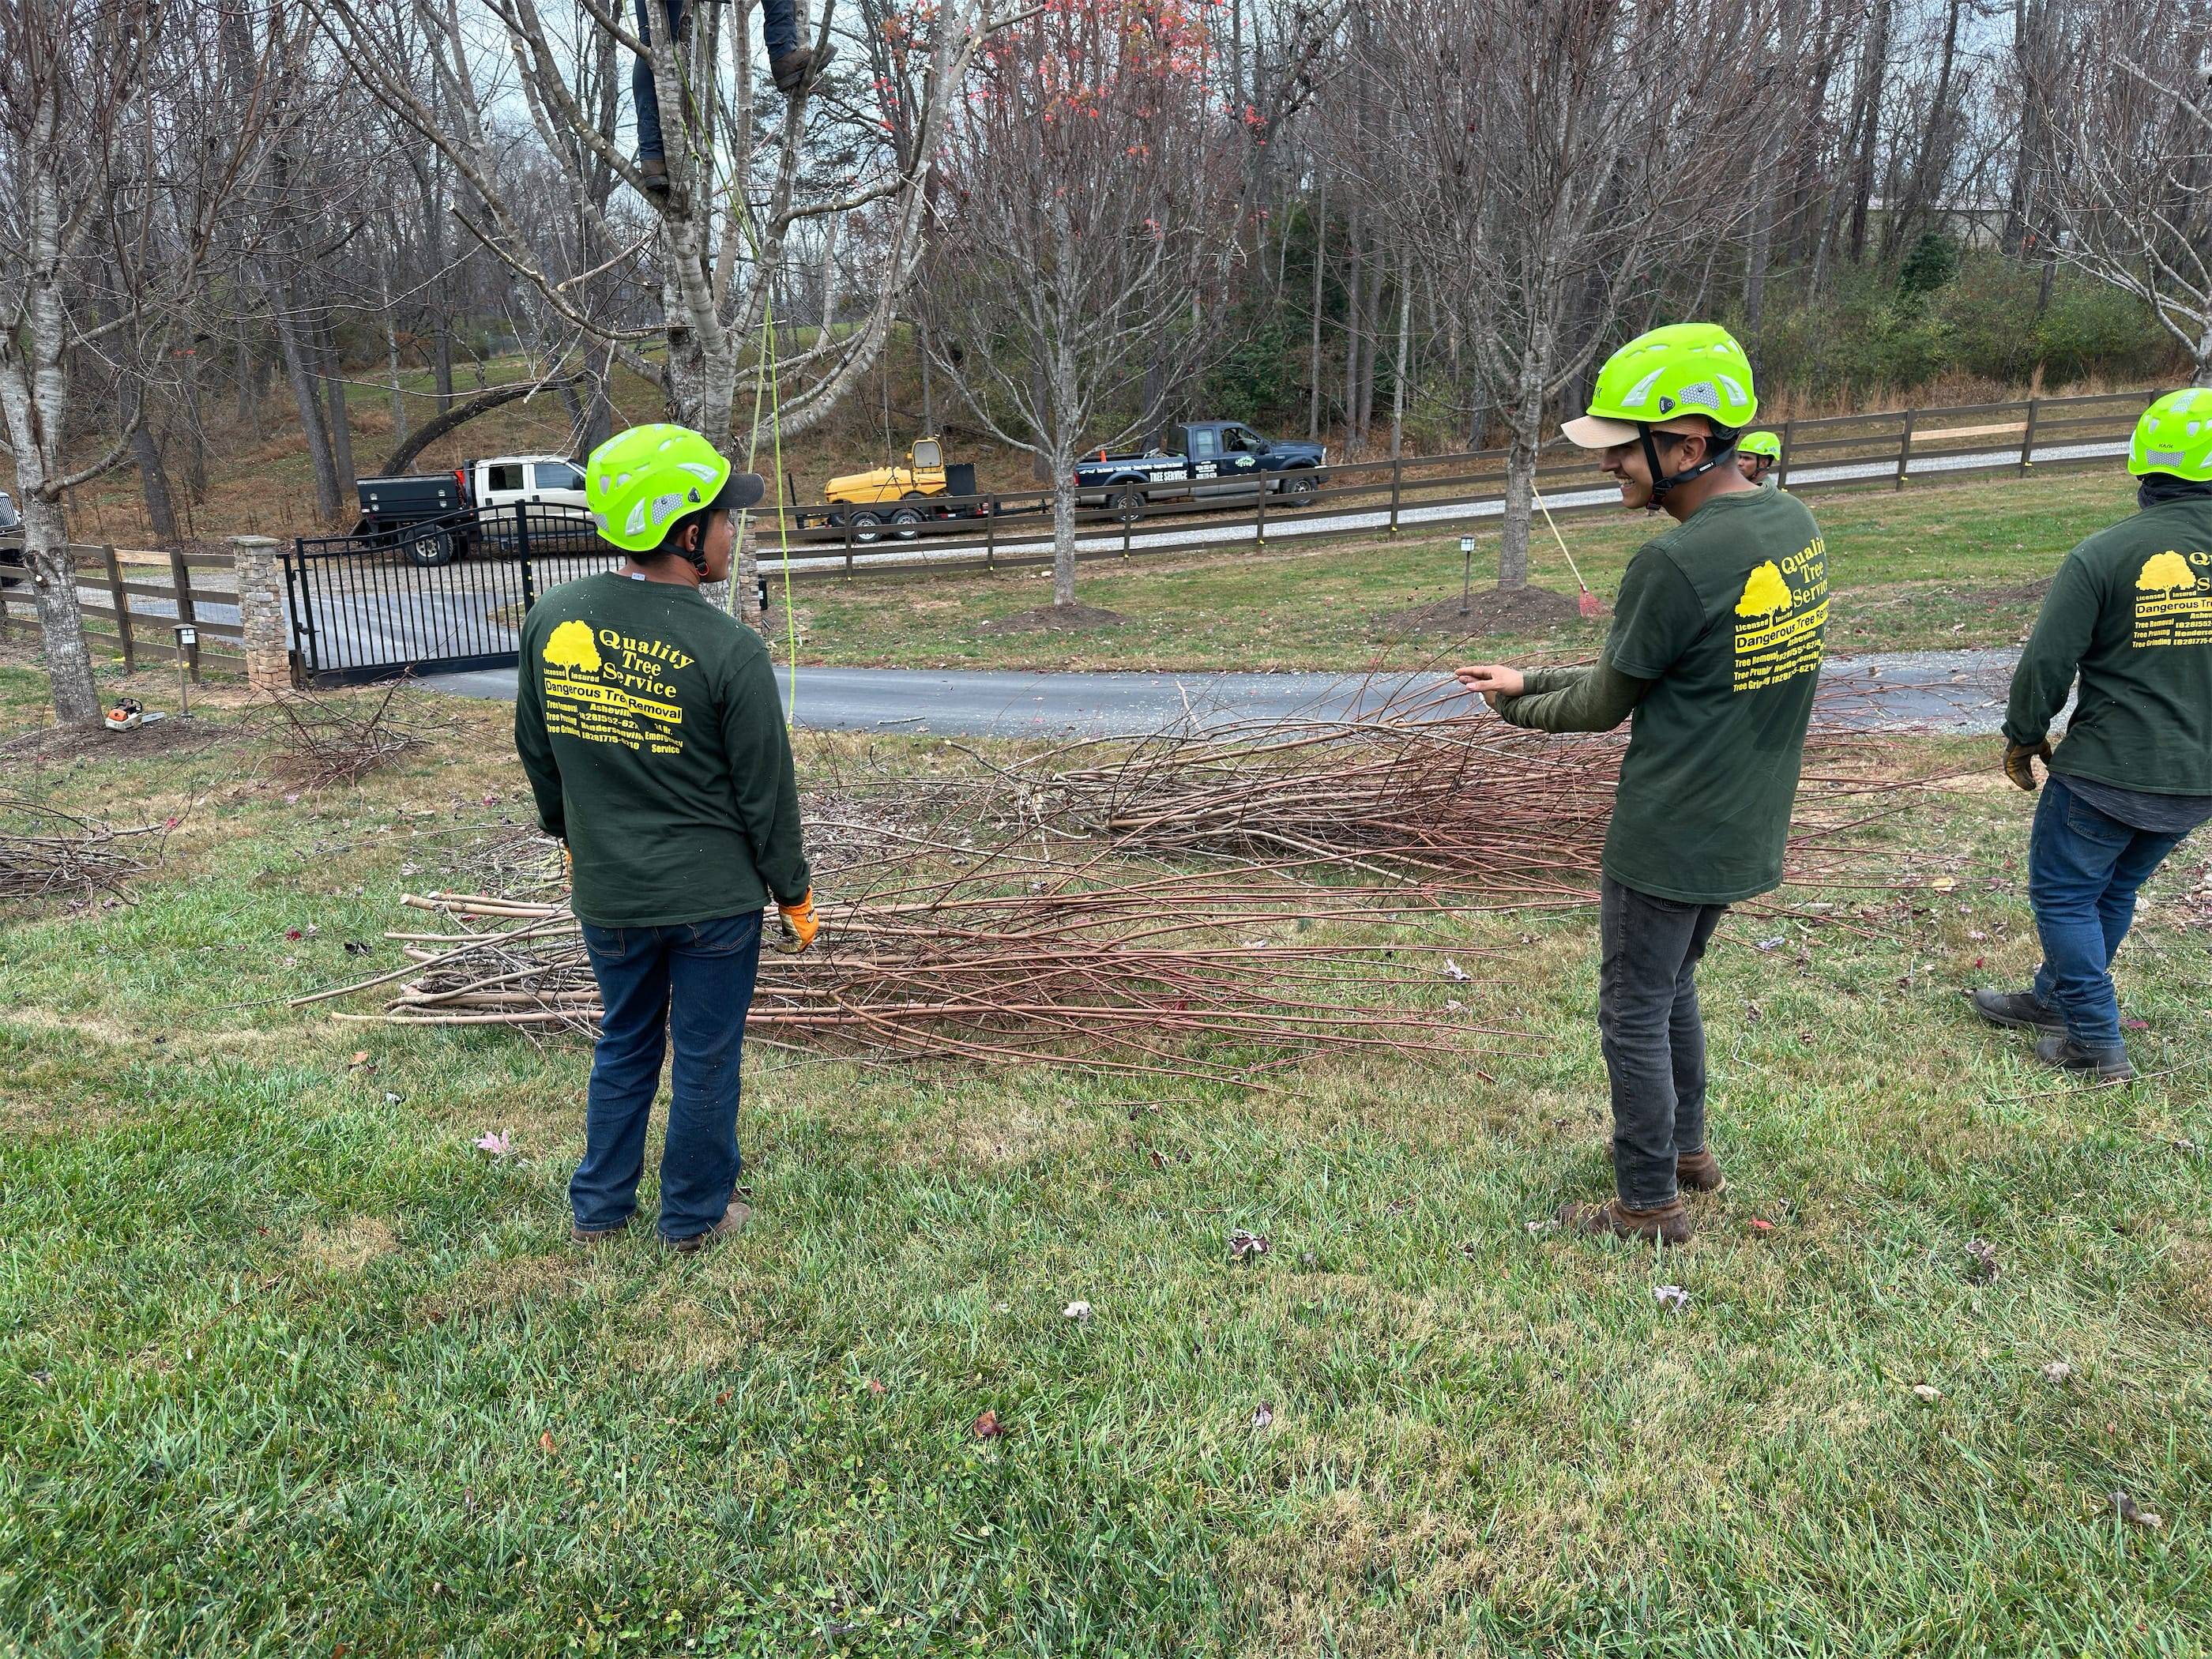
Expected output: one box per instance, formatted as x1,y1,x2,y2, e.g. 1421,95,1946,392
775,466,2140,674
3,669,2210,1653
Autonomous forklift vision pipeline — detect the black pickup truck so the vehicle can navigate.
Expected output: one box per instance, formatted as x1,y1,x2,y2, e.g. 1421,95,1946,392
1074,421,1327,519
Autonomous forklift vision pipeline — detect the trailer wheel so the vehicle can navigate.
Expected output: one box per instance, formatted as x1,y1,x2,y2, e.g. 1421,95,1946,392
889,505,925,540
848,509,886,544
1110,486,1146,523
403,528,457,567
1283,469,1319,499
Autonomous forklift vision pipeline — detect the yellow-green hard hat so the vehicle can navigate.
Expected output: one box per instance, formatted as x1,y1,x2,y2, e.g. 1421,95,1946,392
585,423,765,551
1739,430,1782,461
2129,389,2212,482
1563,323,1759,449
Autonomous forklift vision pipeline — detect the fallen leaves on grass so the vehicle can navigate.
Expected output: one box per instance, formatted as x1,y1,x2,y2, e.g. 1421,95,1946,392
1228,1228,1270,1262
1912,1383,1943,1403
1063,1300,1092,1322
1965,1237,2001,1281
2041,1360,2074,1385
475,1131,513,1159
971,1409,1005,1440
2113,1491,2164,1529
1250,1401,1273,1430
1652,1285,1690,1312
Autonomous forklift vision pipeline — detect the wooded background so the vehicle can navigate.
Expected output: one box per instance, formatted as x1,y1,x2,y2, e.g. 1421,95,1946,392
4,0,2208,720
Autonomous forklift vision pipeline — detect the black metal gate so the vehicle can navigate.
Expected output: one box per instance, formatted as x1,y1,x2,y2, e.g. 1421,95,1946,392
285,506,620,686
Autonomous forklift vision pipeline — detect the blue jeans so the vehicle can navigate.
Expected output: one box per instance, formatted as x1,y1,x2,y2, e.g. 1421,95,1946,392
573,909,763,1240
634,1,800,160
2028,778,2189,1055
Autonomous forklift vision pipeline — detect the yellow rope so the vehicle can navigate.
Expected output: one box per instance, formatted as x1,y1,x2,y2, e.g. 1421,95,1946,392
759,290,800,724
1529,483,1591,596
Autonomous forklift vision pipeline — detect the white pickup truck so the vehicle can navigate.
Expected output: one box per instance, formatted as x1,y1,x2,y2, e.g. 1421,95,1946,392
352,454,592,566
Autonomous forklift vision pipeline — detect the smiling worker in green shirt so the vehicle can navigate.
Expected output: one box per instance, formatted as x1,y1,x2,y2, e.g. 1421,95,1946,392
1457,324,1829,1245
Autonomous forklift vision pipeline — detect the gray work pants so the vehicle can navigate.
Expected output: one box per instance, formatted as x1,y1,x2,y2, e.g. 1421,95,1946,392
1598,876,1729,1209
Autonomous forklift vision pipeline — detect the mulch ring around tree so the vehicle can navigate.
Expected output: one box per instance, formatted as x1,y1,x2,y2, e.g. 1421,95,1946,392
1379,584,1593,638
0,713,235,768
976,603,1130,635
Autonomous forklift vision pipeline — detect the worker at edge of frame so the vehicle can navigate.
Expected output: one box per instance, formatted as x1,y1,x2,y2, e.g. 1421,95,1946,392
1455,322,1829,1247
1737,428,1782,485
1970,388,2212,1083
515,422,819,1255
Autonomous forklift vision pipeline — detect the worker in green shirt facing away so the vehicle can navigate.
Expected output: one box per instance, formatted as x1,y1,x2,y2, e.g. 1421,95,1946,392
1973,389,2212,1082
1457,324,1828,1245
516,424,818,1253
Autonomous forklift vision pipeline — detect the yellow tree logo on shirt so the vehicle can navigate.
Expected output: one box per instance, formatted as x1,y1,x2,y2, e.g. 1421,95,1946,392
1735,561,1793,619
543,619,604,677
2137,551,2195,596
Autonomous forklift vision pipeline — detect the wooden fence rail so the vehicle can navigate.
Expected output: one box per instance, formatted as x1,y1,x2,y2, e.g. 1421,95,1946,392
0,540,243,677
756,386,2156,581
0,386,2163,675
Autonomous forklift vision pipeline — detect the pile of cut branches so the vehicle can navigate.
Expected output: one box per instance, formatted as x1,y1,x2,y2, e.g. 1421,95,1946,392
0,798,161,904
304,873,1489,1082
306,686,1926,1074
266,680,423,788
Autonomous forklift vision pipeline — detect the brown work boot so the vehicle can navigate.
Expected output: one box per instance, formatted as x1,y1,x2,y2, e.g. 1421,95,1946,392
770,43,835,94
1604,1143,1725,1193
1556,1196,1691,1245
570,1216,630,1246
639,156,671,196
1676,1149,1725,1193
664,1198,753,1255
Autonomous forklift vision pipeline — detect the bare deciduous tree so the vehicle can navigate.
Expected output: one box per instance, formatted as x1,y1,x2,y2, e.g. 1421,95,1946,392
316,0,983,447
2042,4,2212,385
1370,0,1781,590
920,0,1238,610
0,0,277,726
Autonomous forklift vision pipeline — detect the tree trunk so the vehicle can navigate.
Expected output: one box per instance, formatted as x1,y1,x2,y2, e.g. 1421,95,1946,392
919,312,936,434
270,295,340,520
21,496,102,727
1307,176,1328,442
1356,250,1381,446
381,270,409,447
1845,0,1892,265
1389,255,1413,459
182,357,209,502
1341,203,1362,453
1050,461,1078,609
130,406,179,544
322,333,356,493
1497,352,1549,592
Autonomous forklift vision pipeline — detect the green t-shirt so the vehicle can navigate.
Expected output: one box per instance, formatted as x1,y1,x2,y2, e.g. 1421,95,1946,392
2003,496,2212,796
514,573,811,929
1591,486,1829,904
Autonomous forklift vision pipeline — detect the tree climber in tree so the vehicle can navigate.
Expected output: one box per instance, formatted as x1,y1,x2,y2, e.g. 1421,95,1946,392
1455,324,1830,1245
634,1,835,195
1973,389,2212,1082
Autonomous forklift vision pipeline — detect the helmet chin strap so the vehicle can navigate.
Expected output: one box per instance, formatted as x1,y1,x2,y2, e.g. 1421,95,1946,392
1637,425,1729,511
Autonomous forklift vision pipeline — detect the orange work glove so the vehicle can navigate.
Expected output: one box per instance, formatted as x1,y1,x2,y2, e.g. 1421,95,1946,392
773,890,819,955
